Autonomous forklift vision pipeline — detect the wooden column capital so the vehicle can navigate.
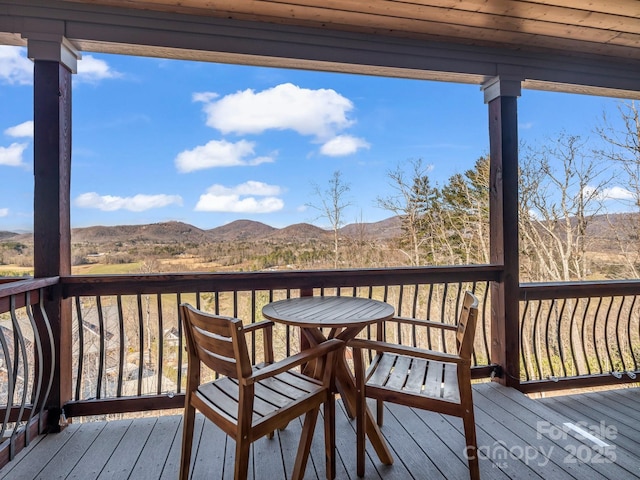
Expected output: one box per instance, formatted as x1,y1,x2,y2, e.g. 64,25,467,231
26,34,80,73
482,76,522,103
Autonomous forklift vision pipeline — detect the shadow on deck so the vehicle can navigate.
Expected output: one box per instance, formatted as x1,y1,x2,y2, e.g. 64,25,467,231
1,383,638,479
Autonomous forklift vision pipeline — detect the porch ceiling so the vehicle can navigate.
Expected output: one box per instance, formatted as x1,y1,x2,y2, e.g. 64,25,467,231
60,0,640,61
2,1,640,97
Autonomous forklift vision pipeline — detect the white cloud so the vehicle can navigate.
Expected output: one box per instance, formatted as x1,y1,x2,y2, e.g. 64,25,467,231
0,143,28,167
76,55,122,84
4,121,33,139
196,83,354,139
0,46,32,85
192,92,218,103
195,181,284,213
591,186,636,201
175,139,273,173
74,192,183,212
320,134,370,156
0,208,8,217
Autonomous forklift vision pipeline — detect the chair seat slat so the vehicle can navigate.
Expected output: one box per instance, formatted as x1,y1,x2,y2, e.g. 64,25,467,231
384,355,411,390
423,359,444,398
404,358,428,393
441,363,460,403
367,353,395,386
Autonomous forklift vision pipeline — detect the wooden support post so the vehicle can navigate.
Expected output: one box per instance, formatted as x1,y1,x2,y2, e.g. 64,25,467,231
483,76,521,388
29,35,79,430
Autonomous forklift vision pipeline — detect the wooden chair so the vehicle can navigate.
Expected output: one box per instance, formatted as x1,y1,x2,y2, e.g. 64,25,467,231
179,303,342,480
350,291,480,480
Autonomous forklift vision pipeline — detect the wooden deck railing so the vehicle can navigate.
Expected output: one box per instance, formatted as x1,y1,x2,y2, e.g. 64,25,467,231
60,266,502,418
519,280,640,393
0,277,58,465
2,268,640,452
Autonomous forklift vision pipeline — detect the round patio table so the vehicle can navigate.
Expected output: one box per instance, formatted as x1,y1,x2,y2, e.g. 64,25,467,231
262,295,395,466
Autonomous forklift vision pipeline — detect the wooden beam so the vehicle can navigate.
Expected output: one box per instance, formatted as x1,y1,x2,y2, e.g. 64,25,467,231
485,76,521,389
32,38,76,429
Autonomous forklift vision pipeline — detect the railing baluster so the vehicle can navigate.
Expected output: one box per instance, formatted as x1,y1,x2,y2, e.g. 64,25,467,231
157,294,164,396
543,299,555,379
136,294,144,397
0,302,14,440
25,293,43,446
628,295,638,371
37,290,55,422
592,297,604,374
9,295,29,457
177,292,183,394
74,296,84,401
96,296,105,399
116,296,125,398
555,298,567,378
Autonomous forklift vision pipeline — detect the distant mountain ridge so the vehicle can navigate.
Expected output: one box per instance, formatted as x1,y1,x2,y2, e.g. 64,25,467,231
1,217,402,245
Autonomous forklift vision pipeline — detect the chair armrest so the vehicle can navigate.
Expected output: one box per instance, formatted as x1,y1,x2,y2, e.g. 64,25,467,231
243,320,274,333
349,338,466,365
392,316,458,331
246,338,344,385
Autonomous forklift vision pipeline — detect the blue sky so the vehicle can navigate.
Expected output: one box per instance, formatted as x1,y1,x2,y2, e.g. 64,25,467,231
0,45,631,232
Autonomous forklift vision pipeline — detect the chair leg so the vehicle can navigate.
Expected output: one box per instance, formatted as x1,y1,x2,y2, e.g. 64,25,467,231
292,407,319,480
376,399,384,427
234,436,251,480
356,393,366,477
324,394,336,480
462,403,480,480
179,403,196,480
354,350,366,477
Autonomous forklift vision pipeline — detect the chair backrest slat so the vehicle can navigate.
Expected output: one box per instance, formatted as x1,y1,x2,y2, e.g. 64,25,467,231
180,303,252,379
456,291,479,360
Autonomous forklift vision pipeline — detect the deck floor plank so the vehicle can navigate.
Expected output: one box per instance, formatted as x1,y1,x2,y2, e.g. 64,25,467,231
158,415,190,480
496,385,640,480
190,413,227,479
129,415,181,480
473,384,607,480
2,384,639,480
404,404,512,480
0,422,82,479
333,402,381,480
97,416,158,480
67,419,133,479
538,391,640,479
384,402,464,479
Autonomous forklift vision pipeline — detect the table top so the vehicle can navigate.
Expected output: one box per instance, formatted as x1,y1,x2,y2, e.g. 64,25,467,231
262,296,395,329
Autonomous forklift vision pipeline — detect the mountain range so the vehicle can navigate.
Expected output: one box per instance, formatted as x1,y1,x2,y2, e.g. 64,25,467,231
0,217,403,245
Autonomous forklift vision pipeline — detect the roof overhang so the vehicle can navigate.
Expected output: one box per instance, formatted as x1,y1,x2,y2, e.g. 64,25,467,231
2,0,640,98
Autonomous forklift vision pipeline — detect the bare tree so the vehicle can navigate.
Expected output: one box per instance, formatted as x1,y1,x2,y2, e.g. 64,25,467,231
595,100,640,277
519,134,610,281
377,159,437,266
307,170,352,268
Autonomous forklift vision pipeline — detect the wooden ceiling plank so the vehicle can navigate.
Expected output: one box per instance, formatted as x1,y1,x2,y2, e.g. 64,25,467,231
522,0,640,18
61,0,640,35
376,0,640,33
51,0,640,60
89,0,640,49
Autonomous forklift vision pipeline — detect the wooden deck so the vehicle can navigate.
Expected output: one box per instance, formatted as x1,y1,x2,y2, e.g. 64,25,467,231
1,383,639,479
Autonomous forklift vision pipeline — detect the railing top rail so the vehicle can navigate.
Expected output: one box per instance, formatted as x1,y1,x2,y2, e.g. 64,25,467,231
61,265,502,297
0,276,59,298
520,279,640,300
